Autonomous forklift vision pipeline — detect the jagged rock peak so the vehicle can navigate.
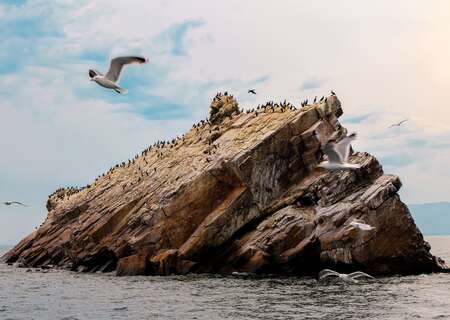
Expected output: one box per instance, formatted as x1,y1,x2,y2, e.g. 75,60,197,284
209,92,239,124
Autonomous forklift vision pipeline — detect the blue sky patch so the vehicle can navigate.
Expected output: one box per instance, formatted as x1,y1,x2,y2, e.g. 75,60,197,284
381,154,415,167
155,20,205,56
299,79,326,91
1,0,27,6
344,113,373,124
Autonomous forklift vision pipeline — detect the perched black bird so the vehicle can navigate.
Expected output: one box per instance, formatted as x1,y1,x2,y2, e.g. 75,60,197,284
313,96,317,103
331,90,336,96
248,89,256,94
320,96,324,102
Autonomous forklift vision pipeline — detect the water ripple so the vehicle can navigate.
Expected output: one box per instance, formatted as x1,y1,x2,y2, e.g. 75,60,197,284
0,237,449,319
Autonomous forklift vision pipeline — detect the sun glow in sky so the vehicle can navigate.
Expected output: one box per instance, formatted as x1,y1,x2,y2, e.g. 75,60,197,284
1,0,450,244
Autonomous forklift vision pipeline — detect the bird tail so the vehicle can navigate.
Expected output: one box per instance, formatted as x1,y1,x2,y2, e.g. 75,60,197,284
114,87,128,94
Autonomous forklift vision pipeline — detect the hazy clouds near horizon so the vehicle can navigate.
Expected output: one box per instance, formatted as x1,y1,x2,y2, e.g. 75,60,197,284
1,0,449,244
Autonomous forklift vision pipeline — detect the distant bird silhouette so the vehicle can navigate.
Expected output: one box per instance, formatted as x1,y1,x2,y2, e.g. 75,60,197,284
331,90,336,96
388,119,408,128
248,89,257,94
314,96,317,103
3,201,27,207
89,56,147,93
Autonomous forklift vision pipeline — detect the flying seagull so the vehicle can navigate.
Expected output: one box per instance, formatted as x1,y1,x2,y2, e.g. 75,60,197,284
318,269,374,283
3,201,27,207
317,132,361,170
248,89,257,94
89,56,147,93
388,119,408,128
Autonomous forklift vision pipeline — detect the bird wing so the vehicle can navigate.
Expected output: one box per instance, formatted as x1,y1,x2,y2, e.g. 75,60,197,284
323,143,343,163
12,201,27,206
318,269,340,280
348,271,374,280
334,132,356,162
388,119,407,128
350,221,374,231
105,56,147,82
360,224,375,231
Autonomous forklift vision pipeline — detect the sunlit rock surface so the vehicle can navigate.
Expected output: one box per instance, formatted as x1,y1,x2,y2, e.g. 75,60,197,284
3,94,447,276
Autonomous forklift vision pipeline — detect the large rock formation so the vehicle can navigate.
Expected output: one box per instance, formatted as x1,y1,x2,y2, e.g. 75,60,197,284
3,94,447,276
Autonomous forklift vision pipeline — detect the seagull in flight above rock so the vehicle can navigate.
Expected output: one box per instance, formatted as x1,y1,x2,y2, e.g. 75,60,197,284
3,201,27,207
89,56,147,94
317,132,360,170
248,89,257,95
388,119,408,128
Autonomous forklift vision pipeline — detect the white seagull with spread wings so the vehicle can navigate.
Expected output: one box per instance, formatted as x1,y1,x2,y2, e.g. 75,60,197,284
317,132,360,170
89,56,147,93
318,269,374,283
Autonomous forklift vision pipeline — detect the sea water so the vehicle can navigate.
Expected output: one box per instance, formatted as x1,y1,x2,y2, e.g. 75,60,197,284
0,236,449,320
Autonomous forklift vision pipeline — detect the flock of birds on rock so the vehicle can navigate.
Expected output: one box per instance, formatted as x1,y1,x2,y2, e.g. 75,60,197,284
42,91,315,203
3,55,408,206
3,56,408,282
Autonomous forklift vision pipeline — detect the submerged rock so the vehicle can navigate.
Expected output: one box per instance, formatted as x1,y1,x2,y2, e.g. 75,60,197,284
116,253,151,276
2,94,447,276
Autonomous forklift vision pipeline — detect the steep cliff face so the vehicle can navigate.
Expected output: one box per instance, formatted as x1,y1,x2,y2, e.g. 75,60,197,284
3,94,447,276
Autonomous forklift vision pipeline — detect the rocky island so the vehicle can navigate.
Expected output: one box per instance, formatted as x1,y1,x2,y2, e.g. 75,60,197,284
3,94,447,276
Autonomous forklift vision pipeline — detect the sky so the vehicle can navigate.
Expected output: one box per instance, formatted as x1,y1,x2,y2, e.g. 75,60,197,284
1,0,450,244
